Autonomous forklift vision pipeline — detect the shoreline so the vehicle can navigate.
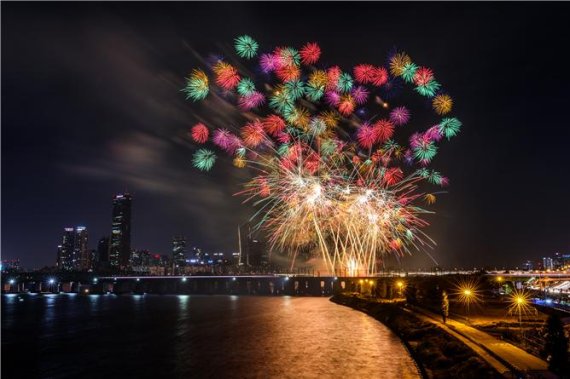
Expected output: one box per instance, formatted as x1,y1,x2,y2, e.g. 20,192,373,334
330,293,503,379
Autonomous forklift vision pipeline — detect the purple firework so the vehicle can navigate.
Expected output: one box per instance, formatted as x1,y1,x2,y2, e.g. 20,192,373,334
390,106,410,126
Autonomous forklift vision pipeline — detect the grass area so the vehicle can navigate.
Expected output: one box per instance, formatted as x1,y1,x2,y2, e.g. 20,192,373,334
331,293,502,379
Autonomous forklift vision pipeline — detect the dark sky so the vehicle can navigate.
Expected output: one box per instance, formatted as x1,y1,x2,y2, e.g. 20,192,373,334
2,2,570,270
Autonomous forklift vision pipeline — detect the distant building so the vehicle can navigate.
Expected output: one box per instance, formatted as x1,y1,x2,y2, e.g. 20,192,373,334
97,237,110,268
109,193,132,270
1,259,21,272
522,260,533,271
131,249,151,273
172,236,187,274
239,224,268,267
75,226,90,271
56,226,89,271
543,257,554,271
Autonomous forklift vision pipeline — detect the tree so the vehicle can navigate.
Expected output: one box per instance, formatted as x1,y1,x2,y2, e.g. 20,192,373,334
441,290,449,324
542,313,569,376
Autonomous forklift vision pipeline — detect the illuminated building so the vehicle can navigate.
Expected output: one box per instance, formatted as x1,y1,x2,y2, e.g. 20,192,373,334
172,236,187,274
109,193,132,270
56,226,89,271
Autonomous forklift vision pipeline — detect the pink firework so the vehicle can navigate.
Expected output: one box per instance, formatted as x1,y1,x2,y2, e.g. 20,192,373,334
262,114,286,136
440,176,450,186
413,67,434,86
238,91,265,110
325,90,341,106
190,123,209,144
259,53,278,73
241,120,266,148
351,86,369,105
409,132,422,149
370,66,388,86
389,106,410,126
424,125,443,142
353,64,375,84
300,42,321,65
213,128,233,150
304,152,320,174
373,120,394,143
357,123,376,149
275,131,291,144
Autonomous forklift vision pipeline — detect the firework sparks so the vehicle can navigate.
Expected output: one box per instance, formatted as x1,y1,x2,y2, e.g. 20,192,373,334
181,36,463,275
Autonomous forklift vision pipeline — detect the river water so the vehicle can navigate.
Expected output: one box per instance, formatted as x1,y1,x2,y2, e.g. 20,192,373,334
2,294,419,378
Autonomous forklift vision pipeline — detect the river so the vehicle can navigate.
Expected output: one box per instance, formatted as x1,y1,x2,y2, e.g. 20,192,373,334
1,294,419,378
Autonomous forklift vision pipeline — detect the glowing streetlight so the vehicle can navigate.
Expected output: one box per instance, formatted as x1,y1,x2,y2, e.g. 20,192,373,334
508,289,531,343
396,280,405,297
454,278,481,324
9,279,15,285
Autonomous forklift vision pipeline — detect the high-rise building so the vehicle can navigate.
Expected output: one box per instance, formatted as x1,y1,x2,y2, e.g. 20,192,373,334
97,236,110,267
57,227,76,271
239,224,268,267
75,226,90,270
543,257,554,271
56,226,89,271
172,236,186,273
110,193,132,270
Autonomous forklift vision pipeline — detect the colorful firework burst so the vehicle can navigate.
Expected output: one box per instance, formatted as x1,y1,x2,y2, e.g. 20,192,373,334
181,36,463,275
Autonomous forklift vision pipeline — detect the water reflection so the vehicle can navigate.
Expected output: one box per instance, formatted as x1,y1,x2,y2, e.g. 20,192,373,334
2,295,419,379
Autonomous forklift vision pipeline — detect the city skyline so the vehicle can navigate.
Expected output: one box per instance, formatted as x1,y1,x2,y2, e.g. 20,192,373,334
2,2,570,269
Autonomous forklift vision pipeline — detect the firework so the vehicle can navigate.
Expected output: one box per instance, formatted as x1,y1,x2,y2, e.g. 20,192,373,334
300,42,321,65
390,106,411,125
438,117,462,139
433,94,453,115
191,123,209,144
234,35,259,59
213,62,240,90
182,36,463,275
192,149,217,171
182,69,209,101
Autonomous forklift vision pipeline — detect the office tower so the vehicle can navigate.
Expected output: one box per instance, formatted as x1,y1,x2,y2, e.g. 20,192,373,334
97,236,110,267
75,226,90,270
57,227,76,271
238,224,268,267
109,193,132,270
172,236,186,273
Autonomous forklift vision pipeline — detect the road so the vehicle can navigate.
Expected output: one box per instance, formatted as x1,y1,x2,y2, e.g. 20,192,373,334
410,306,550,377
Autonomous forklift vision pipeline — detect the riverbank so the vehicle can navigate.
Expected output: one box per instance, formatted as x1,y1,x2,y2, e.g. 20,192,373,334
331,293,503,379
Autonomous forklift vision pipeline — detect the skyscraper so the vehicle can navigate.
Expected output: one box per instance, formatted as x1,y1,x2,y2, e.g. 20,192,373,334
97,236,110,268
172,236,186,274
75,226,90,270
57,226,89,271
56,227,75,270
110,193,132,270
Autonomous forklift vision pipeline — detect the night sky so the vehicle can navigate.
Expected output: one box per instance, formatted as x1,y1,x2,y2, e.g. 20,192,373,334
2,2,570,269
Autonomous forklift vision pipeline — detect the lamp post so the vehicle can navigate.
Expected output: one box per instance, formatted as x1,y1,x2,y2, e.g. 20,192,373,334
396,280,404,297
463,289,472,324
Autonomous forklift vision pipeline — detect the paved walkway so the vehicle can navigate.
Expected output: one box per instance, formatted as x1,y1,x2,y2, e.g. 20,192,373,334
410,306,549,377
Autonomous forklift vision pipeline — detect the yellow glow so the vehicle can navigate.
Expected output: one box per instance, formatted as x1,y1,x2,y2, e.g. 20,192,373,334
516,296,525,305
497,276,503,282
463,289,472,296
397,281,404,288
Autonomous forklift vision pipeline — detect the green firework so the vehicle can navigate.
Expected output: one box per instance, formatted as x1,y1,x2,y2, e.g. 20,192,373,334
401,63,418,83
284,80,305,100
234,35,259,59
181,69,209,101
413,141,438,162
305,83,325,101
192,149,217,171
309,117,327,136
237,78,256,96
337,72,353,93
438,117,462,139
415,80,441,97
320,139,337,156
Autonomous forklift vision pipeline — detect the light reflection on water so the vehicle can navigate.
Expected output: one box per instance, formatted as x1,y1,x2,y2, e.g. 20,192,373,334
2,294,419,379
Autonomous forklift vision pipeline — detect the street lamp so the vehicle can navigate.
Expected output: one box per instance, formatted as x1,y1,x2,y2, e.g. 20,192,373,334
508,289,531,344
396,280,405,297
454,278,481,324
